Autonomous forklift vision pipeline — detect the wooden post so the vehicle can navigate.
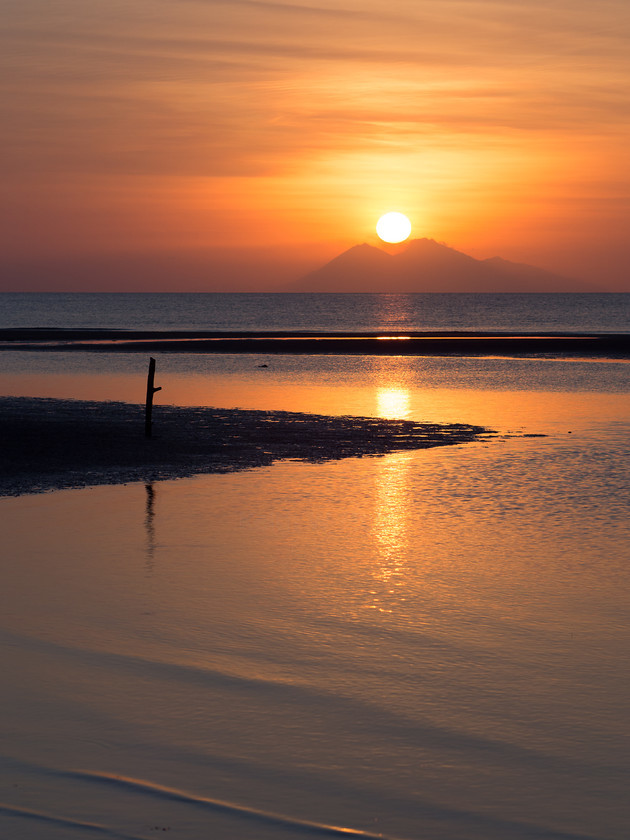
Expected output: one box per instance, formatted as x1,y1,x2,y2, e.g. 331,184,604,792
145,357,162,438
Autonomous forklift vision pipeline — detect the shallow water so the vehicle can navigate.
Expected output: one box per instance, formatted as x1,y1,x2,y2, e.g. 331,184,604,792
2,377,630,838
2,352,630,436
2,343,630,838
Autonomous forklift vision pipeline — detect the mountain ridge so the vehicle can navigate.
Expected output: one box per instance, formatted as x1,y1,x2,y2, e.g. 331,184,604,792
292,238,590,292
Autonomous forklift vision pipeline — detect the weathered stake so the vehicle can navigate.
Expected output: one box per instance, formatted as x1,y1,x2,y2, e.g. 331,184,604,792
145,357,162,438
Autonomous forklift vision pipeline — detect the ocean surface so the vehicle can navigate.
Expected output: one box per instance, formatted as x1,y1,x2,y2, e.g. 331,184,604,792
1,293,630,839
3,291,630,333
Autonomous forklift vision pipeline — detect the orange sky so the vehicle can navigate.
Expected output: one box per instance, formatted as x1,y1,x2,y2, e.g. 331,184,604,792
2,0,630,291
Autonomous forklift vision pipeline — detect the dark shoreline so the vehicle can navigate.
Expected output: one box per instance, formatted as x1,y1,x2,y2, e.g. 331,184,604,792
0,396,496,497
1,329,629,357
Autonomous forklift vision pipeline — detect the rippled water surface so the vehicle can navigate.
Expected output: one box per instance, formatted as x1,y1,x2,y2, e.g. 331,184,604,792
1,431,630,838
3,291,630,332
1,343,630,839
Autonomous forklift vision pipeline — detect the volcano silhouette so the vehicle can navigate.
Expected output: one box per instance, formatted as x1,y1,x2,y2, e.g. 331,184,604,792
292,239,587,292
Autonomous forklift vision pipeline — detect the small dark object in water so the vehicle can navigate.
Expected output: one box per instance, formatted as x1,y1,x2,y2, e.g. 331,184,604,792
257,363,269,368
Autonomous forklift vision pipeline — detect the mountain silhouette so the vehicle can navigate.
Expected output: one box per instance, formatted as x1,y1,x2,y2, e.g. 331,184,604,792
292,239,588,292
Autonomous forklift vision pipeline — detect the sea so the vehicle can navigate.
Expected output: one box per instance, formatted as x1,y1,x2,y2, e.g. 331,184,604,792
2,291,630,333
1,292,630,840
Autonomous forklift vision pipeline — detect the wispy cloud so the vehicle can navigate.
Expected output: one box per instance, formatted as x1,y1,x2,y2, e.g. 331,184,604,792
1,0,629,282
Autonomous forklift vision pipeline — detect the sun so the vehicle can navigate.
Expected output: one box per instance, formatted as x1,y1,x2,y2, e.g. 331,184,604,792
376,212,412,244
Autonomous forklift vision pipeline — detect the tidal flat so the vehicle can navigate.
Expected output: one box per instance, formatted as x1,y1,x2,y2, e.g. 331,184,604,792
1,332,629,839
0,396,494,497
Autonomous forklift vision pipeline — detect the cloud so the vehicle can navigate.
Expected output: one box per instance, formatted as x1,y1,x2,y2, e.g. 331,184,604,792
2,0,629,283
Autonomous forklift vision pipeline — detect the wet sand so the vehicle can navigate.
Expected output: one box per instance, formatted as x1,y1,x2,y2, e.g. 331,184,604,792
0,396,494,497
1,329,629,356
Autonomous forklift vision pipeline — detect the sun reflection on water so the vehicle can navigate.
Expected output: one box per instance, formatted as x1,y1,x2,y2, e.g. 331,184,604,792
370,384,414,612
370,451,414,614
376,386,411,419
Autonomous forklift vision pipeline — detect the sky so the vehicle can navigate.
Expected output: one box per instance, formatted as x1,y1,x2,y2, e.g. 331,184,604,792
2,0,630,291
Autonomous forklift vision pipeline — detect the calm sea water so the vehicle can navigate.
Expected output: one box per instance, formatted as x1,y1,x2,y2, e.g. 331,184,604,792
2,291,630,333
1,293,630,839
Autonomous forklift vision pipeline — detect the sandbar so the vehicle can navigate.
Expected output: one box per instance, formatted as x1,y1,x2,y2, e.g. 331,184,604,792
1,329,629,356
0,396,494,497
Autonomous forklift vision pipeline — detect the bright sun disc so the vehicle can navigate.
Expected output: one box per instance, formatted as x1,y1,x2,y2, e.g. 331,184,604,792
376,212,412,244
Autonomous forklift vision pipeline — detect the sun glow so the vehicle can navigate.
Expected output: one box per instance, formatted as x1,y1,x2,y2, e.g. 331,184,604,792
376,212,412,244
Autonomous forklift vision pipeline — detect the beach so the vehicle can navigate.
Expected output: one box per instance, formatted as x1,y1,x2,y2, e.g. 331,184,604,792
2,403,629,840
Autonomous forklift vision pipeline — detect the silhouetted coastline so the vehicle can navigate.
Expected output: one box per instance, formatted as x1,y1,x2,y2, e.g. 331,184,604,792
1,329,630,357
0,396,495,497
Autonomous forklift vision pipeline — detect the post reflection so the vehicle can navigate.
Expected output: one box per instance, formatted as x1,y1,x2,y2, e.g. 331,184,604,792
370,451,413,614
145,483,156,573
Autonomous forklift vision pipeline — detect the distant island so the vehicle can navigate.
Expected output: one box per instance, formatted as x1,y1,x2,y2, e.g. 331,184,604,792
291,238,591,293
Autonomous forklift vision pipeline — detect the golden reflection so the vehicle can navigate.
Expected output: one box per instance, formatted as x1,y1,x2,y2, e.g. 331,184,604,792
370,452,413,614
376,386,411,419
372,292,414,332
5,370,630,437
